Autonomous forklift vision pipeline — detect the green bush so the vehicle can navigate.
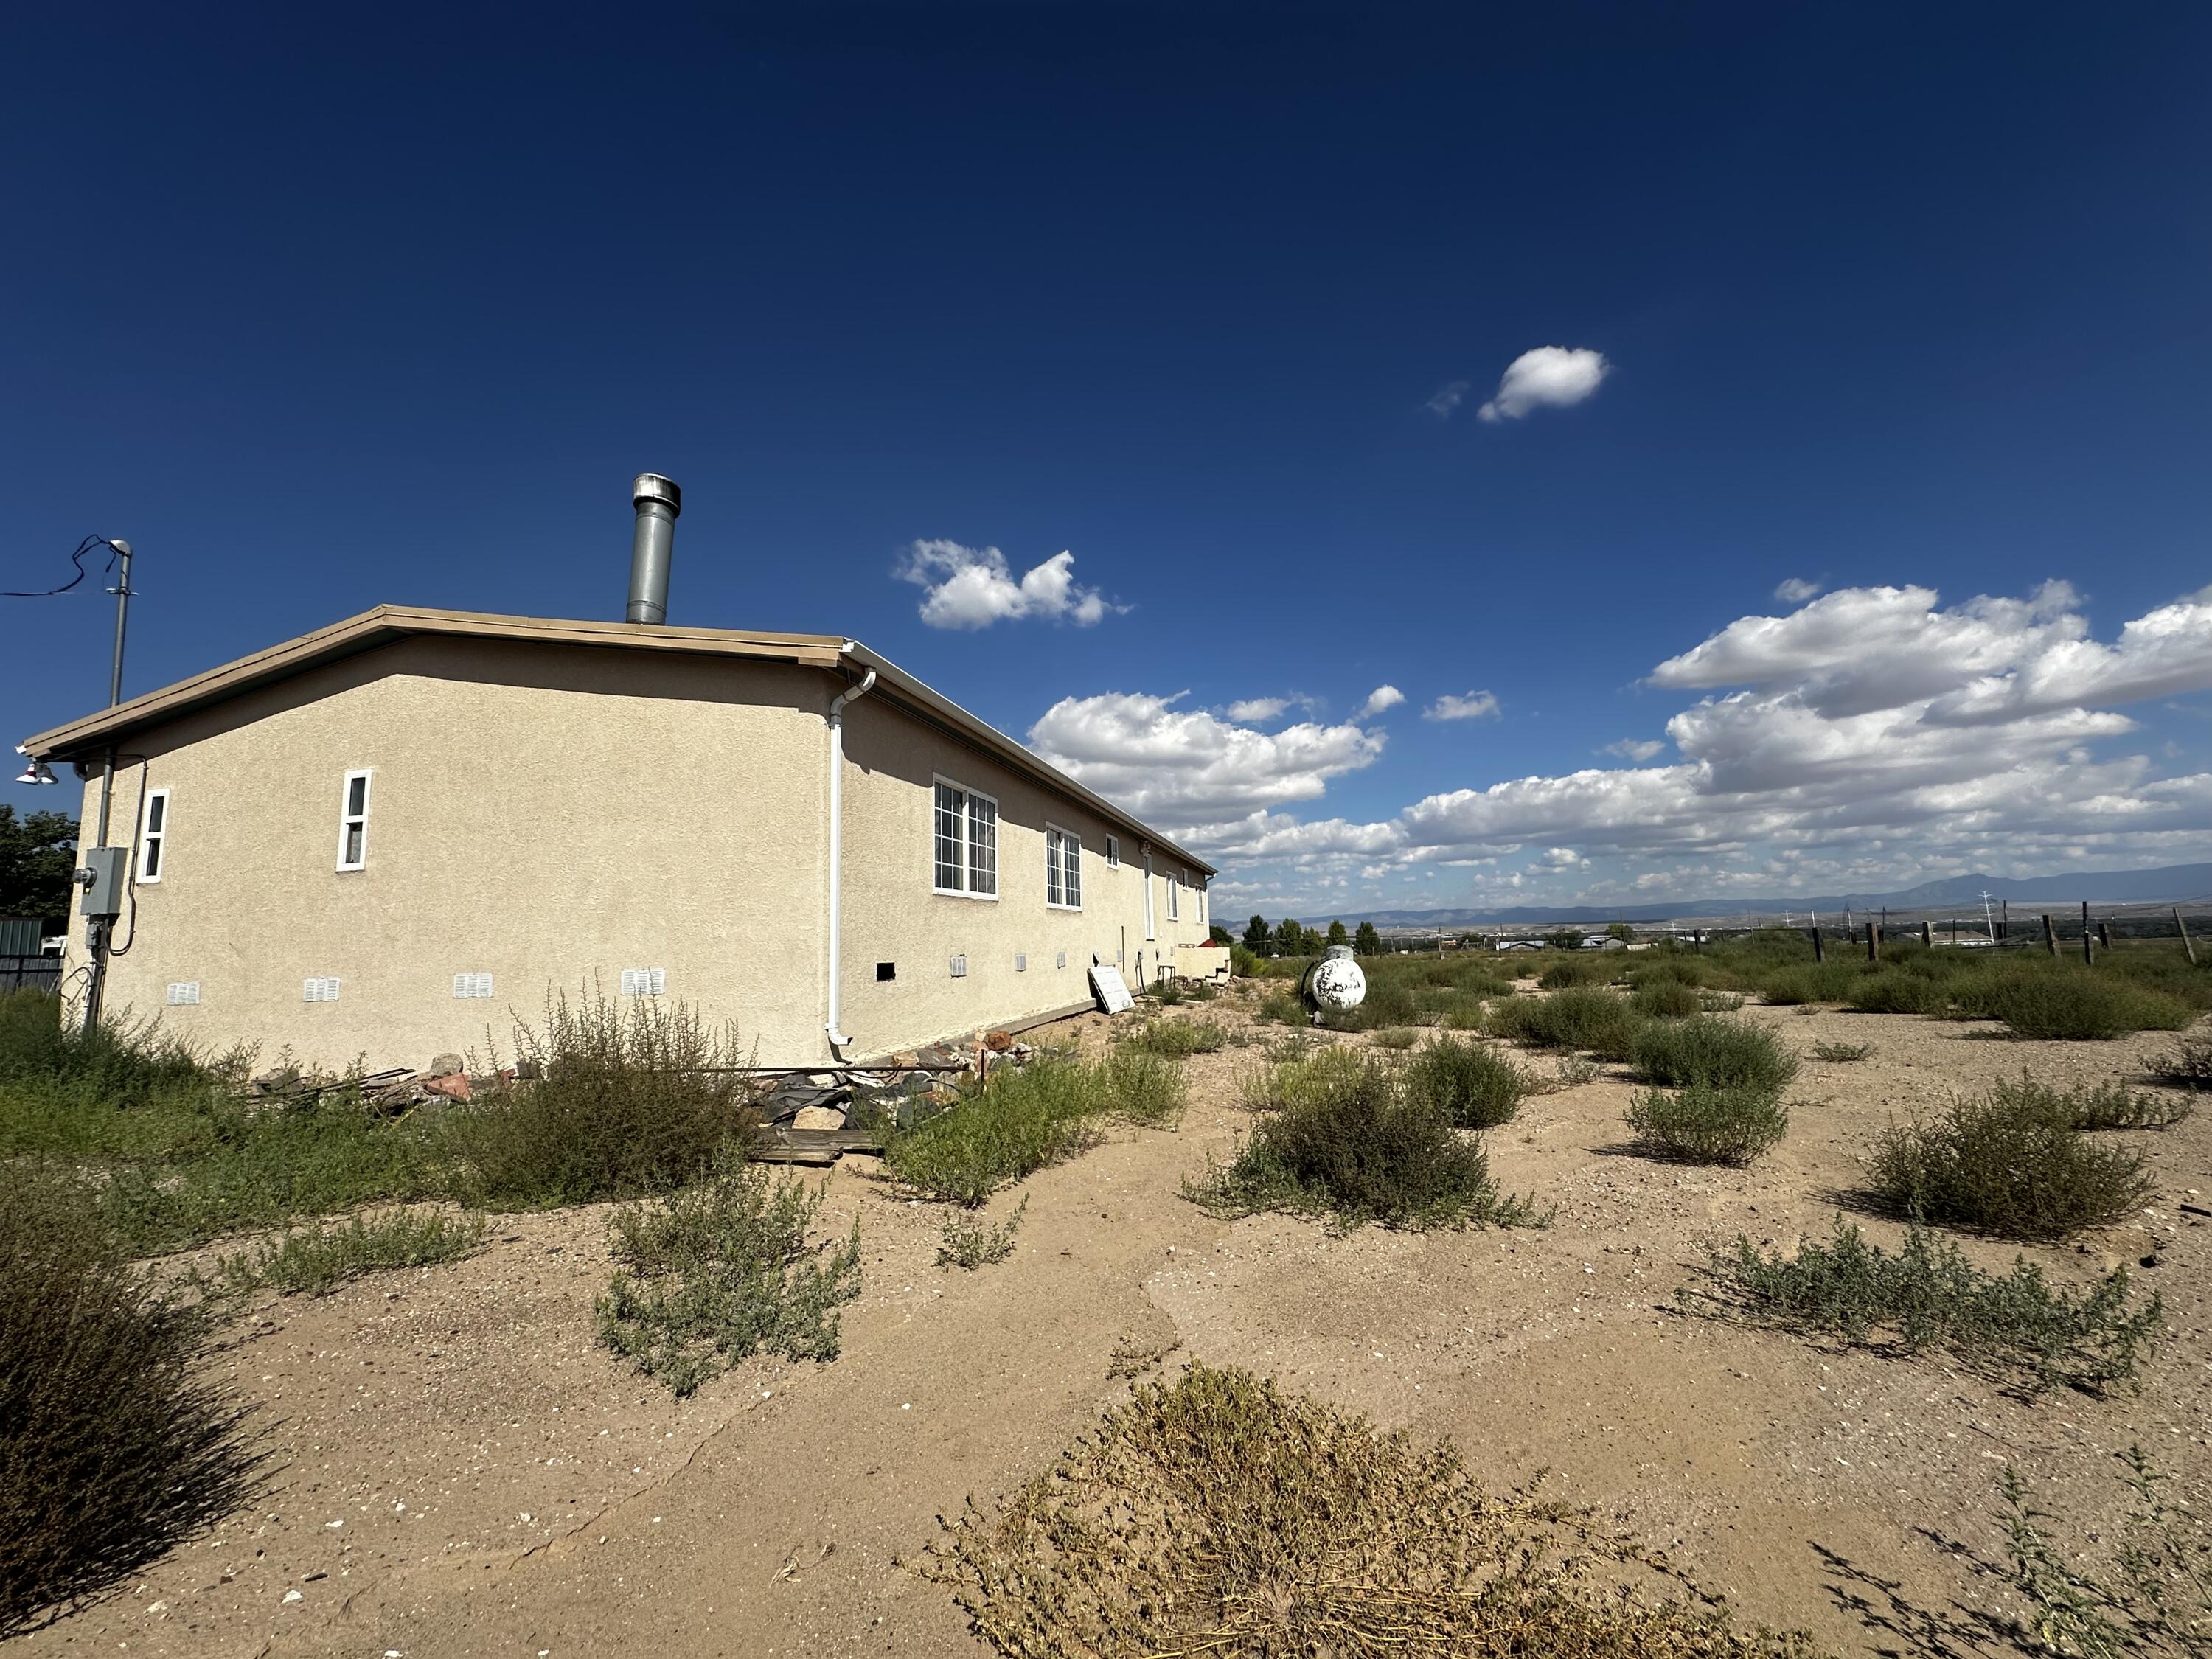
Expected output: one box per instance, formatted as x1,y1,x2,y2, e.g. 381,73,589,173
2001,1075,2194,1132
205,1210,487,1299
1961,964,2193,1040
596,1154,861,1397
1317,978,1417,1033
1630,978,1702,1019
1122,1017,1228,1057
1537,955,1617,990
1812,1040,1874,1062
1257,988,1307,1026
1366,1026,1422,1050
1683,1219,2163,1394
439,990,760,1209
1845,968,1955,1016
938,1196,1027,1270
1631,1017,1799,1093
1,1167,267,1637
886,1051,1183,1206
1404,1034,1529,1130
1753,961,1866,1006
1997,1445,2212,1653
0,990,241,1119
2152,1029,2212,1089
1486,986,1645,1059
1186,1048,1544,1231
1867,1085,2154,1239
1624,1084,1789,1165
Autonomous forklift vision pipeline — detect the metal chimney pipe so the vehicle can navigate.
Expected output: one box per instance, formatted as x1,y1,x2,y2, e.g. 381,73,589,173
626,474,681,625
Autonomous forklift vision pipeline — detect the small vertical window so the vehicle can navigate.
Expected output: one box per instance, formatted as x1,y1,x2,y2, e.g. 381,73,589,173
1046,825,1082,910
136,787,169,884
1144,852,1155,939
1105,835,1119,868
1169,869,1180,922
335,769,372,871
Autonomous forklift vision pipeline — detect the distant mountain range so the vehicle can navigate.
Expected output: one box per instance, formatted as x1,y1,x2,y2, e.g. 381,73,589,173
1338,862,2212,929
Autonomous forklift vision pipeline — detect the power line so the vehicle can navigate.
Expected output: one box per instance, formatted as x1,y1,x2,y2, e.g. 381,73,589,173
2,535,121,598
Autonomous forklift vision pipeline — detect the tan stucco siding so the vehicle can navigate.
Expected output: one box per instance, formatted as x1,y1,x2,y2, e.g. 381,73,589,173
67,638,830,1071
835,692,1212,1057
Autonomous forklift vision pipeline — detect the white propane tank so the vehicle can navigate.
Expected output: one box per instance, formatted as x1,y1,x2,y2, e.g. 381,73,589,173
1301,944,1367,1016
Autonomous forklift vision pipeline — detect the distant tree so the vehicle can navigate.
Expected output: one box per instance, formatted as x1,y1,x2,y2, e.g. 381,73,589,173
1208,923,1234,947
1326,919,1349,947
0,806,77,933
1300,925,1326,956
1354,921,1382,956
1243,915,1273,956
1605,922,1636,942
1545,926,1584,951
1273,917,1306,957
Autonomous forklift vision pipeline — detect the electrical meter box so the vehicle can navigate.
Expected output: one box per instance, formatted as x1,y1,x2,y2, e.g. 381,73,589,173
80,846,129,920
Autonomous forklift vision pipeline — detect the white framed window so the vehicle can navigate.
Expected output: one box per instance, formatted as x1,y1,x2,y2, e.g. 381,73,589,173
1169,869,1180,922
302,977,341,1003
136,787,170,885
1046,824,1083,910
1143,851,1155,939
619,967,666,997
1105,835,1119,868
932,776,998,899
335,769,372,871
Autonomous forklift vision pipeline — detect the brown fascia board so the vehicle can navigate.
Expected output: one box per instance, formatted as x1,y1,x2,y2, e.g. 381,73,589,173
18,604,1218,878
839,641,1217,878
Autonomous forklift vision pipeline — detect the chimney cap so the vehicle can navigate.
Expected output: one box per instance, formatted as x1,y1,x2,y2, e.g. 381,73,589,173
632,473,681,517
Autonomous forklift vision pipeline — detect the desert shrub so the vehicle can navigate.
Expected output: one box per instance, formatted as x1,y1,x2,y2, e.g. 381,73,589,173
1537,955,1616,990
1187,1048,1543,1231
206,1210,486,1299
1753,961,1865,1006
924,1363,1815,1658
1867,1087,2154,1239
1123,1017,1227,1057
1552,1053,1601,1088
1228,944,1258,977
1846,969,1955,1016
439,990,759,1209
1367,1026,1421,1050
1997,1446,2211,1655
1405,1034,1530,1130
1683,1219,2163,1394
1960,964,2193,1040
1812,1040,1874,1062
1631,978,1702,1019
1699,990,1746,1012
1624,1085,1789,1166
939,1197,1027,1270
1994,1075,2194,1132
2150,1029,2212,1090
1318,978,1417,1033
0,990,240,1117
887,1051,1183,1206
1486,986,1644,1059
1632,1017,1799,1093
1,1168,267,1637
596,1155,861,1397
1256,988,1306,1026
1150,979,1186,1006
1440,1000,1493,1032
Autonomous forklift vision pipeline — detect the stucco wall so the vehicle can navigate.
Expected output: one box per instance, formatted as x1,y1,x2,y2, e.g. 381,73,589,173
63,636,1211,1071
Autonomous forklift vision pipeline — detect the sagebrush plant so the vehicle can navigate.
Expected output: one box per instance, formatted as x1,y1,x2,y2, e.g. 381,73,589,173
596,1153,861,1397
204,1210,487,1300
1959,964,2193,1040
1631,978,1703,1020
1683,1218,2163,1395
1187,1047,1545,1232
1,1166,268,1638
886,1051,1184,1206
2152,1029,2212,1091
1998,1446,2211,1656
1991,1074,2195,1132
1624,1085,1789,1166
1121,1017,1228,1058
1632,1016,1801,1093
1366,1026,1422,1050
1404,1034,1530,1130
441,988,760,1209
1485,985,1646,1060
1318,978,1419,1033
923,1362,1818,1659
1868,1085,2154,1240
938,1196,1028,1270
1257,988,1307,1026
1812,1040,1874,1062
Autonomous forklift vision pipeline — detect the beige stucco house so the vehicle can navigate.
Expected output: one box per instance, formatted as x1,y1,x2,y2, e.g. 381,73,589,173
21,606,1217,1071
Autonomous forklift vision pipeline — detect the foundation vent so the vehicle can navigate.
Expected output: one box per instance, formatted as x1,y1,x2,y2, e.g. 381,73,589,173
950,955,967,978
619,967,667,997
453,973,494,999
166,981,200,1006
302,977,341,1003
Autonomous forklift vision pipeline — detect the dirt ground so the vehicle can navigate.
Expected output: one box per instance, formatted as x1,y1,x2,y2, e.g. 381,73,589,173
15,990,2211,1658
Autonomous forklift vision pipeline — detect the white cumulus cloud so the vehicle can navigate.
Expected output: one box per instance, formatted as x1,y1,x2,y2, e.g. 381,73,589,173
1360,685,1406,717
1476,347,1610,423
1774,577,1823,603
1225,698,1290,723
898,540,1118,630
1026,692,1387,827
1603,737,1667,762
1425,690,1501,722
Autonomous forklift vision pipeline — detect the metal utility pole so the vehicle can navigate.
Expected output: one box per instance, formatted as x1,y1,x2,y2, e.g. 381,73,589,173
1980,890,1997,945
80,540,136,1032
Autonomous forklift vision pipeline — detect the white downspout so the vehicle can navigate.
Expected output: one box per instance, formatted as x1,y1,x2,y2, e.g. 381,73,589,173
825,667,877,1057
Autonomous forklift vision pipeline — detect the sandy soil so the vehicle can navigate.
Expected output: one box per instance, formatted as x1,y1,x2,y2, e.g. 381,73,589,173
14,992,2210,1658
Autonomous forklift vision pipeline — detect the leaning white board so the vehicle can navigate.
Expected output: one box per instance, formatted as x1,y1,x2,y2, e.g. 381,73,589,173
1088,963,1135,1015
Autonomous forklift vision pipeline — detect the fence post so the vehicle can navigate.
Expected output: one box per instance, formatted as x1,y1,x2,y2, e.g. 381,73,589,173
1921,920,1933,947
1809,926,1824,962
2082,900,2094,966
2178,907,2198,967
2097,922,2112,950
1865,922,1879,963
2042,914,2059,956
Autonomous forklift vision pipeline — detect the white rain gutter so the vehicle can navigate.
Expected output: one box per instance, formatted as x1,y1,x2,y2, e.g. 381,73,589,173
824,666,877,1056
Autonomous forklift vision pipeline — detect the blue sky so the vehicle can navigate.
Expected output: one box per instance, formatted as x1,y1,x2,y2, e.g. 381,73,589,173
6,5,2210,917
